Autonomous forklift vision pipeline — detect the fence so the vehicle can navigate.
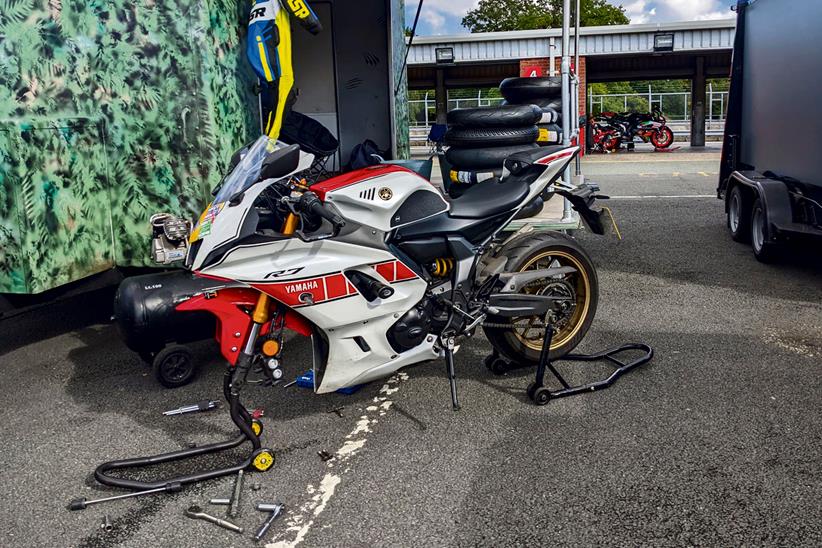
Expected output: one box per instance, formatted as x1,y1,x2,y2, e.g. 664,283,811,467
588,83,728,135
409,90,504,128
408,85,728,142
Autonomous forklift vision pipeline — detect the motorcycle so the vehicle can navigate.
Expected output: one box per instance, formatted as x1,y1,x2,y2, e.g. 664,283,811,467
98,135,620,491
591,117,621,153
173,136,607,396
594,108,674,150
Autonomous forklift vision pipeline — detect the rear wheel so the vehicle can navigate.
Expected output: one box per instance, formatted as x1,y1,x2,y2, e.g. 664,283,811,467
484,232,599,364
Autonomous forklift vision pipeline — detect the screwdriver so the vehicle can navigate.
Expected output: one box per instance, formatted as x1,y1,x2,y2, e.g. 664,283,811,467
162,400,220,416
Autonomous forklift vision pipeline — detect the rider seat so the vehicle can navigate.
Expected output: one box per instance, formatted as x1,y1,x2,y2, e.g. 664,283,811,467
449,178,529,219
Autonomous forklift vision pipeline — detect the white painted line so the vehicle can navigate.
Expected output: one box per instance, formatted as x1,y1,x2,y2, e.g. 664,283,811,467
267,372,410,548
607,195,716,199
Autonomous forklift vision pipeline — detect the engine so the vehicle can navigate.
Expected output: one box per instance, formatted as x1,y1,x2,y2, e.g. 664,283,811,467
387,295,450,352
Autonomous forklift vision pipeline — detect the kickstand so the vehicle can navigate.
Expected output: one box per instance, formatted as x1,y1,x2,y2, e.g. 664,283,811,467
443,335,460,411
91,361,276,493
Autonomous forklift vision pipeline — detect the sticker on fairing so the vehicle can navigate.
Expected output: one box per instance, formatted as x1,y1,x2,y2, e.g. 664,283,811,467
189,202,225,242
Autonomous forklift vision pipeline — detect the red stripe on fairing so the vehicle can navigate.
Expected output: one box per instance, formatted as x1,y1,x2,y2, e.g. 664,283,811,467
310,164,412,199
324,273,348,299
535,149,577,165
395,261,417,281
375,262,395,282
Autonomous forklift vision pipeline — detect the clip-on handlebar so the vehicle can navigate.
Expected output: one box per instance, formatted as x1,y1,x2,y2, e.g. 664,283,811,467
282,191,346,243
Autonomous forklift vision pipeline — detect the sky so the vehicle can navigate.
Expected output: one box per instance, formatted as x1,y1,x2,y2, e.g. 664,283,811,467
405,0,735,36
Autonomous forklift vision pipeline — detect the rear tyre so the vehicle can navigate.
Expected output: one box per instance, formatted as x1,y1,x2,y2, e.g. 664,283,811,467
727,185,750,243
500,77,562,103
445,143,539,171
484,232,599,364
527,98,562,111
447,105,542,128
750,198,780,263
152,345,197,388
444,126,539,148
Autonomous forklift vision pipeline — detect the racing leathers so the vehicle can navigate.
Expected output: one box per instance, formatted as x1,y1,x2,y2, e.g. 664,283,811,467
246,0,322,140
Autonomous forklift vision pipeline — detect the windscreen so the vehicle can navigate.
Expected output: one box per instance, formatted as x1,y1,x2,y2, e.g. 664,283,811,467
212,135,277,205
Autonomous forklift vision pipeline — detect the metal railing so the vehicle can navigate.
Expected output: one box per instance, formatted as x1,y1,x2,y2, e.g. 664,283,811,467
588,83,728,134
409,91,504,128
408,85,728,139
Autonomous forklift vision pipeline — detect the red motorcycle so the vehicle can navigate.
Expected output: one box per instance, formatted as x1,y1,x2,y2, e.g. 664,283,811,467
591,117,621,153
593,108,674,150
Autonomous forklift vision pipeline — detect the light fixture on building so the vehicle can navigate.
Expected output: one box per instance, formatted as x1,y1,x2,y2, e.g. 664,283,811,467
653,33,674,53
435,47,455,65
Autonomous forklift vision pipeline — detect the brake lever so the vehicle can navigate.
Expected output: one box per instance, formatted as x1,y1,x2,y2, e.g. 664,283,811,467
294,222,342,243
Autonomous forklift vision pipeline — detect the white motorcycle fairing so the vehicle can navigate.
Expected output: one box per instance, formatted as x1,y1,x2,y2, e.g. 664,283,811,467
190,140,449,393
183,136,582,394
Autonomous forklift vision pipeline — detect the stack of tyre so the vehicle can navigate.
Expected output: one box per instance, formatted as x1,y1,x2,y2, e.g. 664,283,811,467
443,103,543,187
499,76,563,147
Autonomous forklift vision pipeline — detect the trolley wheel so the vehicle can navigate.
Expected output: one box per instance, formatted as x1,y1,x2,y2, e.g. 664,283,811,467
532,386,552,406
484,355,509,376
526,382,539,401
250,448,275,472
152,345,197,388
251,419,263,437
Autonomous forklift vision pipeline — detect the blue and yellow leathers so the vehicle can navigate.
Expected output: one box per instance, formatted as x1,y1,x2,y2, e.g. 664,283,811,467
247,0,322,139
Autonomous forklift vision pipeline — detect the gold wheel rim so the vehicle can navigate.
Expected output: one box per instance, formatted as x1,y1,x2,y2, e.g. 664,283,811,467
512,250,591,351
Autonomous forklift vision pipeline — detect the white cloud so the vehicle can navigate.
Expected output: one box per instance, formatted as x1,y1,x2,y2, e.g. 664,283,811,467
407,0,479,35
694,10,733,20
421,9,446,32
651,0,733,21
623,0,652,23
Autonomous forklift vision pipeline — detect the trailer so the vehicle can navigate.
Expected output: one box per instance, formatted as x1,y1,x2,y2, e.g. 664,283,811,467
718,0,822,262
0,0,408,311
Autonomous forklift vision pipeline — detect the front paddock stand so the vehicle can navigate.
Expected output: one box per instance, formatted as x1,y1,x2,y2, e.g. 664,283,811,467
92,365,275,493
494,327,654,406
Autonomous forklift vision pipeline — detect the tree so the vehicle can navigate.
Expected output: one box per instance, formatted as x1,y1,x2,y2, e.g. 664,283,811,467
462,0,630,33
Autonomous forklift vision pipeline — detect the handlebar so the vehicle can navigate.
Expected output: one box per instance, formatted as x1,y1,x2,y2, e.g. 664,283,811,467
299,192,346,230
284,191,346,243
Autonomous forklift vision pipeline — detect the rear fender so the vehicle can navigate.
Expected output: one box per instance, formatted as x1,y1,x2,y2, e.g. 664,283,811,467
554,183,607,235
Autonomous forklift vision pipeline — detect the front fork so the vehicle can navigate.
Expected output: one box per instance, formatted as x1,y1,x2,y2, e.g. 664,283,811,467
228,293,272,446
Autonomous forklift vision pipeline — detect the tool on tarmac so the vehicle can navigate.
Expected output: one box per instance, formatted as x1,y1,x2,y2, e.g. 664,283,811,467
68,483,182,510
209,498,230,505
162,400,220,416
101,515,113,532
326,406,344,418
184,505,243,533
228,470,244,518
254,502,284,542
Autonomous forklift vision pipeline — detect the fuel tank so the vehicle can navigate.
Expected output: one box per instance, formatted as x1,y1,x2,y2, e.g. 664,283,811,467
114,271,217,353
311,165,449,232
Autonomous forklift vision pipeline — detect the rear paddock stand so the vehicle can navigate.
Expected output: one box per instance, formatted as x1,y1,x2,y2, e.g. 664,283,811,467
487,327,654,406
92,364,275,492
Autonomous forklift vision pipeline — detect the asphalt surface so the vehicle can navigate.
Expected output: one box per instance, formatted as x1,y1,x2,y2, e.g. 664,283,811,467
1,147,820,547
